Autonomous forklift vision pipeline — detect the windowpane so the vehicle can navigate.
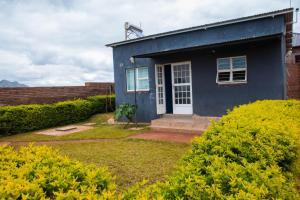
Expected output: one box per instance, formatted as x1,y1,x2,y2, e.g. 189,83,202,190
173,64,190,84
217,56,247,84
218,72,230,82
138,79,149,90
158,86,164,104
126,67,149,91
232,70,246,81
138,67,148,78
217,58,230,70
232,57,246,69
126,69,135,91
174,85,191,105
137,67,149,90
157,66,163,85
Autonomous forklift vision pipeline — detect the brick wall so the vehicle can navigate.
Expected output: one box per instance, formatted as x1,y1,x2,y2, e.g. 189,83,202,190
0,82,114,106
286,47,300,99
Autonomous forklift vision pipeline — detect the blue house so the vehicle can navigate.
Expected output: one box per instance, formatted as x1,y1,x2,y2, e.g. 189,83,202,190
106,8,294,122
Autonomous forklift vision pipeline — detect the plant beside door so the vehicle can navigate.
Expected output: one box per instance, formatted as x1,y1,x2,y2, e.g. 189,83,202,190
114,103,137,128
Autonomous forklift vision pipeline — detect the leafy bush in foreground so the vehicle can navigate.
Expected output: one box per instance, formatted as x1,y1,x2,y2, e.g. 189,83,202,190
129,100,300,199
0,95,115,135
0,145,115,199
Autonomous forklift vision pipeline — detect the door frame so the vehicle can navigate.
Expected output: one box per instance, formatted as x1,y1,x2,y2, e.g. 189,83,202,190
155,61,193,115
171,61,193,115
155,64,166,114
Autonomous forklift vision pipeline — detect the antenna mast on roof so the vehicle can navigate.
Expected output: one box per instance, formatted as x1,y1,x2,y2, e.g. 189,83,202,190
125,22,144,40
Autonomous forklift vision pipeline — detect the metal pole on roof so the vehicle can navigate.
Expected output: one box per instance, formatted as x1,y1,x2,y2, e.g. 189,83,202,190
130,56,137,128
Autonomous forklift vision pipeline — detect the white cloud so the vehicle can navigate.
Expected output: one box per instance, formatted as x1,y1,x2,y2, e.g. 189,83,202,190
0,0,299,86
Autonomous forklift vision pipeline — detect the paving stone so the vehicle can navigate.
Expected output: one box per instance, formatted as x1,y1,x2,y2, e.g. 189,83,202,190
36,125,93,136
82,123,96,126
56,126,77,131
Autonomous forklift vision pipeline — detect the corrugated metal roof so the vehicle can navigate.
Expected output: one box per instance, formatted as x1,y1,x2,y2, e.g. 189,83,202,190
293,33,300,47
106,8,293,47
134,34,281,58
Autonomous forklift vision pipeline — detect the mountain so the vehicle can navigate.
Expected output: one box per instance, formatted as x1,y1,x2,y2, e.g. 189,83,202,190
0,80,28,87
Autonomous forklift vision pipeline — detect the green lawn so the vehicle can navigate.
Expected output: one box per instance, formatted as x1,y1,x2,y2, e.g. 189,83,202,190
54,140,190,190
0,112,191,190
0,113,147,142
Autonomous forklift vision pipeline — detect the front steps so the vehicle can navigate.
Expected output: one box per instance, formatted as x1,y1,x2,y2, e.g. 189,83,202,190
150,114,219,134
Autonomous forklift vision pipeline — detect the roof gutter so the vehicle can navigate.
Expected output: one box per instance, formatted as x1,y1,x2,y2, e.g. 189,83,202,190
106,8,293,48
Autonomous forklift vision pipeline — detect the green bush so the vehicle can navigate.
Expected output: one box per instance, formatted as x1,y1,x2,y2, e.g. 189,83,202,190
86,95,115,114
0,95,115,135
130,100,300,199
115,103,137,125
0,145,115,199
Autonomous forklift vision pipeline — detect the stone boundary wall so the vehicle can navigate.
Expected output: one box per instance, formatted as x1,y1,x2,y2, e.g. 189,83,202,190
0,82,114,106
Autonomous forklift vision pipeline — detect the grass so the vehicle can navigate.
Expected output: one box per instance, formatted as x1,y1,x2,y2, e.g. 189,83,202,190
0,112,192,190
54,140,191,190
0,113,147,142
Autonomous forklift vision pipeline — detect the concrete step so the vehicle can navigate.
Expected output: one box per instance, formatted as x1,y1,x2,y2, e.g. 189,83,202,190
162,114,193,119
150,114,219,133
151,121,208,129
150,125,204,134
151,118,194,126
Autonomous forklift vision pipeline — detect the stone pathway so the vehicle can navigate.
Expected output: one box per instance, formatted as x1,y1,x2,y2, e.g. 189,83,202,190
128,131,201,143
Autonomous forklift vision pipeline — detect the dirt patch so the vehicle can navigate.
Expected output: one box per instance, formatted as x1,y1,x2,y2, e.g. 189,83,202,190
128,131,201,143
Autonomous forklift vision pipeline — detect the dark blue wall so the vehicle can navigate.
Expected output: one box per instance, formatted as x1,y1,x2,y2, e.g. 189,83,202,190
111,16,286,122
153,38,284,116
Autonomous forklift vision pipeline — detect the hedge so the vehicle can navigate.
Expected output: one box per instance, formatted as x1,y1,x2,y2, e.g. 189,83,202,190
126,100,300,199
0,145,116,199
0,95,115,135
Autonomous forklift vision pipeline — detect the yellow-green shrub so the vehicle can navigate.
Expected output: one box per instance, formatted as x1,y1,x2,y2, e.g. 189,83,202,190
0,145,116,199
0,95,115,135
131,100,300,199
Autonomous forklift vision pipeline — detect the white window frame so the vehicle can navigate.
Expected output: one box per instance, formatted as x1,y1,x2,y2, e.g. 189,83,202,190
126,67,150,92
216,56,247,84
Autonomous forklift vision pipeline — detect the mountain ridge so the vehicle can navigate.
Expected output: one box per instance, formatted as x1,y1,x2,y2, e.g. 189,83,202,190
0,80,28,87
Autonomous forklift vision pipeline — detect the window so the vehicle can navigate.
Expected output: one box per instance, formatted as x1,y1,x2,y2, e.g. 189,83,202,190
126,67,149,91
216,56,247,84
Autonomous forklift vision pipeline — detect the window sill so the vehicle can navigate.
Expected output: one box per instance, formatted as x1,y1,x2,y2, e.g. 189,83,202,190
216,81,247,86
127,90,150,93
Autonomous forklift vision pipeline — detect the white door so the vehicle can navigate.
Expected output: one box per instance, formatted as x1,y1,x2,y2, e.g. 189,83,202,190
155,65,166,114
171,62,193,114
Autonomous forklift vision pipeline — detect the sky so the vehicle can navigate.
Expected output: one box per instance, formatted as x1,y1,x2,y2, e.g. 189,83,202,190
0,0,299,86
